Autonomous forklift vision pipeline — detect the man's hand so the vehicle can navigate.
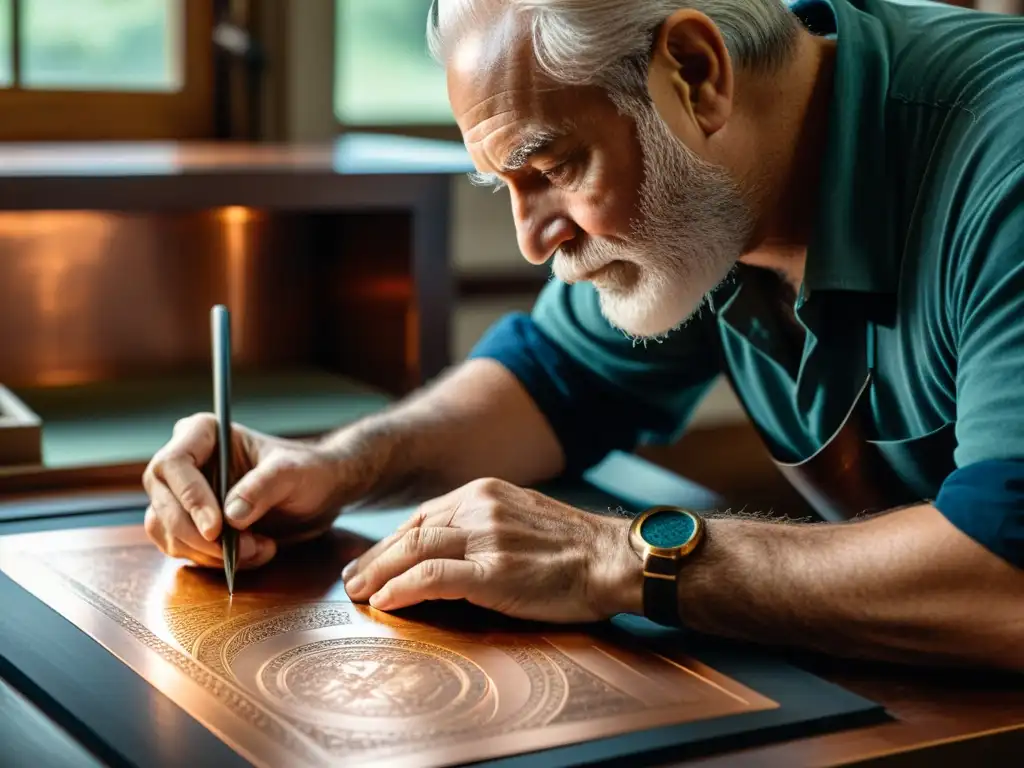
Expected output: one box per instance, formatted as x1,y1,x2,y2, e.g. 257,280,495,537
342,478,642,623
143,414,354,570
142,360,570,574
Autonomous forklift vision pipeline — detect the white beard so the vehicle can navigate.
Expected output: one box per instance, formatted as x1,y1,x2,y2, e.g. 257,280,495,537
551,99,754,340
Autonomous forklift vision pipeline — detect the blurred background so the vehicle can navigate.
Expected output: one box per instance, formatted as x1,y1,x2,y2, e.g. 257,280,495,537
0,0,1019,509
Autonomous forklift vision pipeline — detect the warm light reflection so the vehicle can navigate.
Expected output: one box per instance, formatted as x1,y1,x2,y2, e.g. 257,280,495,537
2,212,116,386
32,369,97,387
144,557,188,647
219,207,259,357
218,205,254,225
144,556,244,651
450,30,488,75
3,212,114,314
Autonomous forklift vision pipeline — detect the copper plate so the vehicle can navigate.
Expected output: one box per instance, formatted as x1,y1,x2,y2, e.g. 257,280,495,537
0,525,777,768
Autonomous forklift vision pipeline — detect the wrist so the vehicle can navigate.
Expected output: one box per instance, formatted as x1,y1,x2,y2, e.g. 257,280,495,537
627,506,711,627
317,415,443,507
587,515,644,618
316,422,394,498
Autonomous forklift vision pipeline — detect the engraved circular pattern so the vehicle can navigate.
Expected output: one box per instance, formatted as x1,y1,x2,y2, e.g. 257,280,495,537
185,603,353,679
261,637,490,724
284,646,464,717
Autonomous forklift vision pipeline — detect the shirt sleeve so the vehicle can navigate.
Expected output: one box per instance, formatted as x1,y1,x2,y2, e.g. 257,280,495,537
934,165,1024,568
467,279,722,475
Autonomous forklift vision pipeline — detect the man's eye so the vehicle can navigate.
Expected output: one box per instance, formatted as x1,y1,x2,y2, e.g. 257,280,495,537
541,163,574,185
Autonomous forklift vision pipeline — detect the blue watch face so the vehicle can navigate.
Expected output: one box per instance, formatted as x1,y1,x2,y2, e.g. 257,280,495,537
640,510,696,549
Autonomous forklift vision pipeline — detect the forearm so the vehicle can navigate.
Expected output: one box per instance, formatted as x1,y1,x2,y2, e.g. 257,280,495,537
318,359,565,503
667,505,1024,670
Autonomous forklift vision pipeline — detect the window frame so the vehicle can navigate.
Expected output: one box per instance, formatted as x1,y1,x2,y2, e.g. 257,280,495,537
0,0,215,141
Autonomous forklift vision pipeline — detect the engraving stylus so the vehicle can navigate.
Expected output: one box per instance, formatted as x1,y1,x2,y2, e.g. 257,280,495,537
212,305,238,595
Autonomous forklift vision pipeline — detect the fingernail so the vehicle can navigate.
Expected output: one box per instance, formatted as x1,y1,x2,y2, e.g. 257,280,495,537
342,560,356,581
369,589,391,610
239,535,257,561
346,575,364,595
225,499,250,522
198,508,219,540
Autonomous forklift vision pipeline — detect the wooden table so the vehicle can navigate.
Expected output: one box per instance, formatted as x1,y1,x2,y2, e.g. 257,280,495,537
685,657,1024,766
1,452,1021,767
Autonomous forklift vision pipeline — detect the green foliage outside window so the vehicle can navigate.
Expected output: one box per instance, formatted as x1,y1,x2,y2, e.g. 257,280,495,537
335,0,453,125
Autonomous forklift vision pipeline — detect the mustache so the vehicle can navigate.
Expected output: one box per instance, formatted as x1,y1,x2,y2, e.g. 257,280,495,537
552,237,627,282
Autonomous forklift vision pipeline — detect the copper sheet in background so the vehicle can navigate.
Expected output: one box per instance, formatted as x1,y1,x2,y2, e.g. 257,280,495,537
0,526,777,768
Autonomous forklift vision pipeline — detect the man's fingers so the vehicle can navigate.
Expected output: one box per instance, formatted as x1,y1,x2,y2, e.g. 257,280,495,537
143,501,277,573
414,487,465,523
236,532,278,570
341,489,472,582
169,541,224,569
163,501,224,560
145,482,223,558
341,507,428,582
221,456,300,531
157,456,221,541
341,484,487,587
345,526,468,602
369,559,484,611
145,502,222,567
144,505,171,555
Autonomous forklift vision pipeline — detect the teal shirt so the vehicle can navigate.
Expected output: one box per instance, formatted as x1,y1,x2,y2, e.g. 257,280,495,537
469,0,1024,565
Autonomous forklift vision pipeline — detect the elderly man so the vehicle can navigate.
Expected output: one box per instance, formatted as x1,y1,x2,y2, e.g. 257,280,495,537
143,0,1024,670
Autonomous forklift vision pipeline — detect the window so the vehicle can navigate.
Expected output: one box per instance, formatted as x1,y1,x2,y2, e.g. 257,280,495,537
20,0,180,90
334,0,454,130
0,0,213,140
0,0,10,87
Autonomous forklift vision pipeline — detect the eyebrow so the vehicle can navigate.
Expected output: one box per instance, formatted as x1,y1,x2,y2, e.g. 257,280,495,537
467,128,566,190
502,131,560,172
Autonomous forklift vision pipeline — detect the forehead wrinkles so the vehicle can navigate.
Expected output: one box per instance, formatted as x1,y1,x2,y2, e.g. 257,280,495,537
459,93,519,172
448,21,576,174
458,74,557,142
464,117,526,180
462,97,573,177
460,89,522,137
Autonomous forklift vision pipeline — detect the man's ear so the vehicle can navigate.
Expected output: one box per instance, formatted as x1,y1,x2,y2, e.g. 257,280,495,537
646,10,733,139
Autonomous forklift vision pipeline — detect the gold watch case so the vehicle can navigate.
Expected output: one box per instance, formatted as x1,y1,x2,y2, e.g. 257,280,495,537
628,506,705,566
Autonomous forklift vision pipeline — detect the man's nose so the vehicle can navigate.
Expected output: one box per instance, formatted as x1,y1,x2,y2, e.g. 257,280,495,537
512,190,576,265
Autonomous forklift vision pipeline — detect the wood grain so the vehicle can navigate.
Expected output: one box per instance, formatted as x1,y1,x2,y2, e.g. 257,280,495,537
684,656,1024,766
0,0,215,141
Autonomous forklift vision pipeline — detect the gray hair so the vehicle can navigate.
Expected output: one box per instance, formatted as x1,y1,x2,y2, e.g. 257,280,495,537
427,0,800,101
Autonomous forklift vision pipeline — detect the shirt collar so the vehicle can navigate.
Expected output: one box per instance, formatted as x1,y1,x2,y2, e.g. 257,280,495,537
791,0,900,297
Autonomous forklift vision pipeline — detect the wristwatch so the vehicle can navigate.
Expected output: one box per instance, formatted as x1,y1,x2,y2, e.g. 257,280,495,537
628,506,706,627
